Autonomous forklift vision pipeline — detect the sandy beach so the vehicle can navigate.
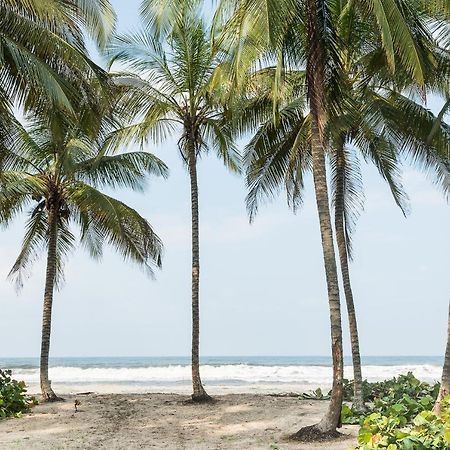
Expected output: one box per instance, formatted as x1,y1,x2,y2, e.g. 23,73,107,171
0,393,358,449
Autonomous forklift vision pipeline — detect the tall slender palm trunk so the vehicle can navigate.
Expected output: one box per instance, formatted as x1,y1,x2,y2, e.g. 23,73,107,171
293,0,344,438
434,297,450,415
334,144,365,412
40,202,61,402
310,116,344,434
187,137,211,402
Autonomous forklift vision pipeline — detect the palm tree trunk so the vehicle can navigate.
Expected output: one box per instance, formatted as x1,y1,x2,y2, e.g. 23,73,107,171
310,117,344,434
334,143,365,412
292,0,343,439
40,202,61,402
187,137,211,402
434,297,450,415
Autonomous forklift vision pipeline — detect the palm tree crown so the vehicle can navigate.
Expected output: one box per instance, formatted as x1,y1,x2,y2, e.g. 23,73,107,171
0,107,168,288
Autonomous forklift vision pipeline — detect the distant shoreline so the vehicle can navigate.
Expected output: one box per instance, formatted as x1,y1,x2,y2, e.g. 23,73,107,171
0,355,442,396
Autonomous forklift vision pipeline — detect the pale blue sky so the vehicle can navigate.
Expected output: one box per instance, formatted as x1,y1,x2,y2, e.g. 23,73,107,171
0,0,448,358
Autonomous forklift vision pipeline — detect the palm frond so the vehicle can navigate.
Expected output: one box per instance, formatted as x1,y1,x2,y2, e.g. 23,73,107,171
74,151,169,190
69,182,163,275
8,204,47,290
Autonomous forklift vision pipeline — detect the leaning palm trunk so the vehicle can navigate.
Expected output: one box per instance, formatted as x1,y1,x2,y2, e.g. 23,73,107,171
434,297,450,415
293,0,343,438
40,201,61,402
334,144,365,412
310,116,344,434
187,138,211,402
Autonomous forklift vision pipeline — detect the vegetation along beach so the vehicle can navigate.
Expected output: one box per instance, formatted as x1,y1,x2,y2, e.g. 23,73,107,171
0,0,449,449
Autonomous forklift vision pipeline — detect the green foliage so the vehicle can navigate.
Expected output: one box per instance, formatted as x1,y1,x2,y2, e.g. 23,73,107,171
0,370,36,419
107,5,242,175
351,399,450,449
342,373,440,425
0,0,114,133
299,387,330,400
0,98,168,288
346,378,450,450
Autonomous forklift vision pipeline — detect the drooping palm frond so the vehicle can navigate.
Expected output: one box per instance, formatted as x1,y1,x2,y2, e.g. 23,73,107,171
0,0,115,126
74,152,169,191
245,104,312,220
8,204,48,289
354,125,411,216
370,92,450,200
330,145,365,259
70,183,163,275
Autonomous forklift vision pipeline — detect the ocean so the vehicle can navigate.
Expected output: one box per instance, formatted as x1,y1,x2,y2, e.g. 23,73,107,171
0,356,443,395
0,356,443,393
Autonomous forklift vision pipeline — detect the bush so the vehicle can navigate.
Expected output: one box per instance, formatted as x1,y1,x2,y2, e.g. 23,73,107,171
0,369,36,419
342,373,440,425
351,399,450,449
346,376,450,450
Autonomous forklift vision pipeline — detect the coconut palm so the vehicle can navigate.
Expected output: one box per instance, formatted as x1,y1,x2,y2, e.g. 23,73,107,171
328,1,449,412
107,4,240,402
215,0,441,436
0,99,168,401
245,68,450,413
0,0,115,134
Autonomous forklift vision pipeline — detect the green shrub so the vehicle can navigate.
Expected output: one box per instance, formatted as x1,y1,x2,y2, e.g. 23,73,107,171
343,373,440,403
0,369,36,419
342,373,440,425
348,393,450,449
351,407,450,449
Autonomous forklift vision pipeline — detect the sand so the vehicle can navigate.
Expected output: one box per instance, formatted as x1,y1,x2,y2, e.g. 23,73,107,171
0,393,358,449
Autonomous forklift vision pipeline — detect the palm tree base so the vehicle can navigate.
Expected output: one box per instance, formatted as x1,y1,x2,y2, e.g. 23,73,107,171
41,390,64,403
290,424,341,443
191,393,214,403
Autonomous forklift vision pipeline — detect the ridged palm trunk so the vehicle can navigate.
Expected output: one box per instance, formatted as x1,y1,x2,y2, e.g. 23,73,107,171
434,297,450,415
293,0,344,439
334,144,365,412
40,201,62,402
187,135,211,402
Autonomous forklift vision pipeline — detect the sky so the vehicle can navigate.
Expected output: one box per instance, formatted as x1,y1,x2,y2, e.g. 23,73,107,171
0,0,449,358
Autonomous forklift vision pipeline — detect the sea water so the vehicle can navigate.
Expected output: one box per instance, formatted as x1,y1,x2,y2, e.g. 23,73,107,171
0,356,442,394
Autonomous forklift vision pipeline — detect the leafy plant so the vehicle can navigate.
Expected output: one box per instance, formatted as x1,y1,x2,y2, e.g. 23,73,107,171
0,370,36,419
351,402,450,449
342,373,440,425
343,373,440,403
299,388,331,400
347,384,450,450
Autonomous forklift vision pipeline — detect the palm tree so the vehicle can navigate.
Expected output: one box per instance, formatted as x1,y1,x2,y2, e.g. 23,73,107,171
289,0,345,436
327,0,447,412
0,99,168,401
245,70,450,412
0,0,115,134
245,75,450,413
215,0,442,436
434,297,450,415
215,0,345,436
107,5,240,402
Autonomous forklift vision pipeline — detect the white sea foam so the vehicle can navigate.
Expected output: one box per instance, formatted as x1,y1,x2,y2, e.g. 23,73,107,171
11,364,441,386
